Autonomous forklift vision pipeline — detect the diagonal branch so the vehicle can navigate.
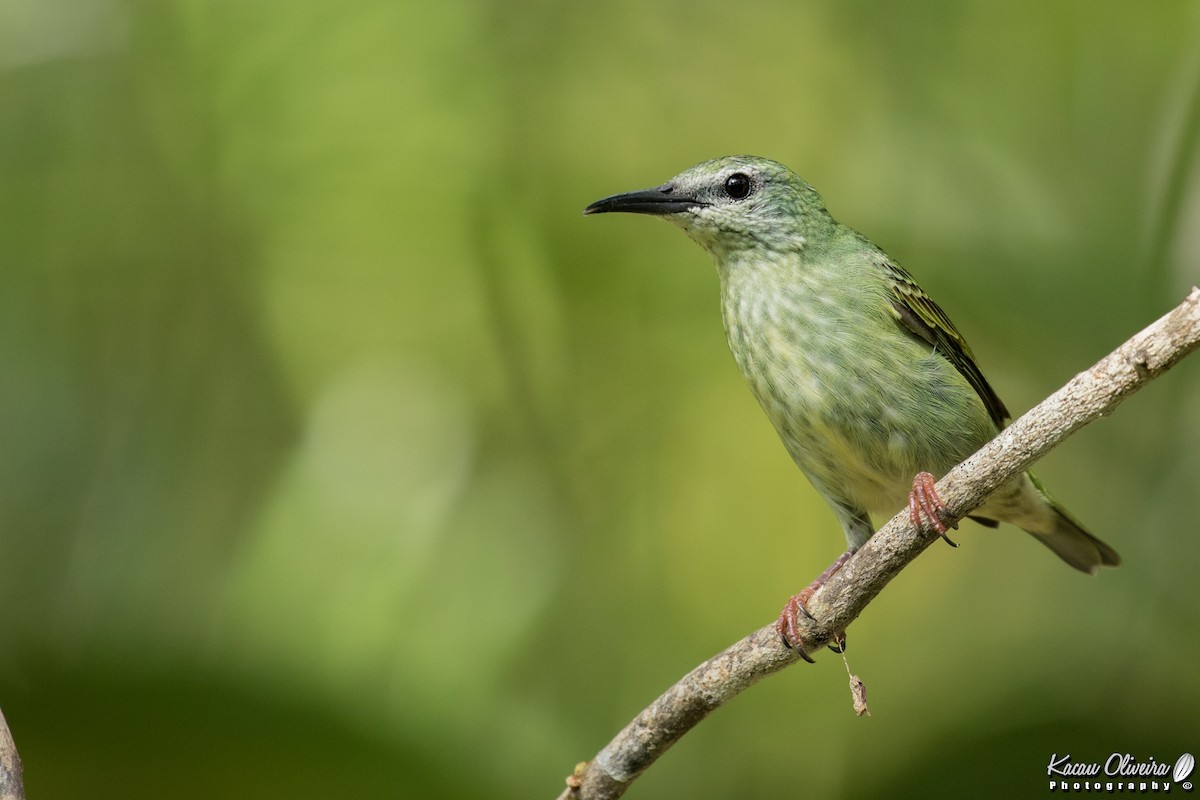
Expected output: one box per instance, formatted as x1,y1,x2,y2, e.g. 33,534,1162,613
0,707,25,800
559,287,1200,800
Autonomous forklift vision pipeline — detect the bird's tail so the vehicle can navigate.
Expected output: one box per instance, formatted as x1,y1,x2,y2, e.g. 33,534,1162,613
1021,473,1121,575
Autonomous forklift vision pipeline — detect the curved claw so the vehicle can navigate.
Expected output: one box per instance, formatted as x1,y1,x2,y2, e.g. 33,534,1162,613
827,631,847,654
792,640,817,664
779,629,816,662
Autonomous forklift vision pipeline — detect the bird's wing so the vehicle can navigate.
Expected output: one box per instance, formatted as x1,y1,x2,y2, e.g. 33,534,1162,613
883,261,1010,428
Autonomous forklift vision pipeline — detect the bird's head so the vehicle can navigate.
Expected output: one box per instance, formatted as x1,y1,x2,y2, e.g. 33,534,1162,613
584,155,830,258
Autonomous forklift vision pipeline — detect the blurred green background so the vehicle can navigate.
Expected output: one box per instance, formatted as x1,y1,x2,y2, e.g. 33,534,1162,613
2,1,1198,797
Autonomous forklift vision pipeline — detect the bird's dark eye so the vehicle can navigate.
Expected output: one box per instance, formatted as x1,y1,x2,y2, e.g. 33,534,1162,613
724,173,752,200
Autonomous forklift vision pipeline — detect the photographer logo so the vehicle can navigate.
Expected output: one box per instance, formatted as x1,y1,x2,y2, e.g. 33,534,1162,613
1048,752,1194,792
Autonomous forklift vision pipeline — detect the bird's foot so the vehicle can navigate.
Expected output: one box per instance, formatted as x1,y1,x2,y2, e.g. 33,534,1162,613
777,588,818,662
908,471,958,546
776,549,854,661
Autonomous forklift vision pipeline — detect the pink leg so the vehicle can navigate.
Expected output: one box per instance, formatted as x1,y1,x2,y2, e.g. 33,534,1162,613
776,549,854,661
908,471,958,546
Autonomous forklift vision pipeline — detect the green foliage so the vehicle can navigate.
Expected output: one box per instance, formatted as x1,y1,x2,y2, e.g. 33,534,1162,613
1,1,1197,797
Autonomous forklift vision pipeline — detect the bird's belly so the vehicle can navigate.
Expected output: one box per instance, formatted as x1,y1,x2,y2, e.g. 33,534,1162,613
735,323,995,515
766,388,930,514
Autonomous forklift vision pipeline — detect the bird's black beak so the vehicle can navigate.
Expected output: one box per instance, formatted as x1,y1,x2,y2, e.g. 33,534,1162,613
583,185,705,216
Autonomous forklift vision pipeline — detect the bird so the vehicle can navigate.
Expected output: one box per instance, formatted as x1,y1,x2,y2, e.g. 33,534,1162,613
584,155,1119,658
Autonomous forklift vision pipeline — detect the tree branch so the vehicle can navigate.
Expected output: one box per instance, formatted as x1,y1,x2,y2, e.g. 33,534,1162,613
0,707,25,800
559,287,1200,800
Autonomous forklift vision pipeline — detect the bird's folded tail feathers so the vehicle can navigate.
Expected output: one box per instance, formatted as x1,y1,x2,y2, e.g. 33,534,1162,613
1022,474,1121,575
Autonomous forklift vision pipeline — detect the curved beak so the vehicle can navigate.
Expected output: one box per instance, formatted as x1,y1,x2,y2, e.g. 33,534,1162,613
583,185,705,216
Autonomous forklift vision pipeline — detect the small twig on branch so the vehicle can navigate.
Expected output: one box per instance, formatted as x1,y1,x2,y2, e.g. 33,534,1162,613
0,707,25,800
559,288,1200,800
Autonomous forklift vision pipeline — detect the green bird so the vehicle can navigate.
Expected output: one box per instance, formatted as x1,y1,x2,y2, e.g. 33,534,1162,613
584,155,1119,655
